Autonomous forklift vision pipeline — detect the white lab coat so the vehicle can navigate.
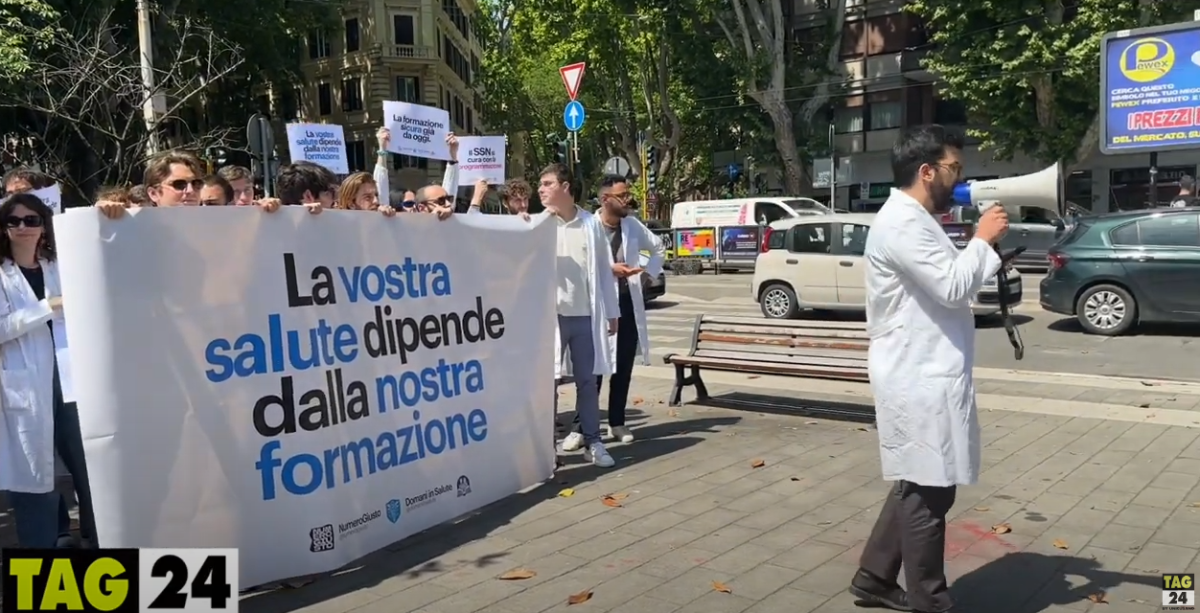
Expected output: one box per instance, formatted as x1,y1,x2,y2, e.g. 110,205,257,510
604,216,665,366
551,208,620,379
0,259,61,493
864,190,1001,487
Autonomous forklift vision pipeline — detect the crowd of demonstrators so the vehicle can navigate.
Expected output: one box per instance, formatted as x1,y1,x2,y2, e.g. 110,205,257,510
0,132,665,557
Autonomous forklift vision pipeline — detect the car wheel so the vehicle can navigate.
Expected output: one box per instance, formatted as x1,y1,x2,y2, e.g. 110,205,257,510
760,283,799,319
1075,284,1136,336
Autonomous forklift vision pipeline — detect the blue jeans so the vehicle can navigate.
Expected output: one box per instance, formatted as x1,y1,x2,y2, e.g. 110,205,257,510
555,315,603,446
7,363,96,547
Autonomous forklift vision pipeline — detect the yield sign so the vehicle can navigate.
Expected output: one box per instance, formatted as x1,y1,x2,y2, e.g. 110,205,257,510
559,62,586,100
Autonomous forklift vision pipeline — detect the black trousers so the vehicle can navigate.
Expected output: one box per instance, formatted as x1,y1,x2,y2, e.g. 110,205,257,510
859,480,957,613
576,291,638,430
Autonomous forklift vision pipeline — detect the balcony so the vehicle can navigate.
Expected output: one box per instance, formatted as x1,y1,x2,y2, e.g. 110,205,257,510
902,48,936,81
382,44,438,62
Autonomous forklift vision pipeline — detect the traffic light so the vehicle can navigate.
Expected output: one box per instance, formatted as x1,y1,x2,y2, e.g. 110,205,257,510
554,139,570,167
646,146,658,194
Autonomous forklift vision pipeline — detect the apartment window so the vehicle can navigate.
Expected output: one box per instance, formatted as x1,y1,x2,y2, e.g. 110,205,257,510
393,14,415,46
341,77,363,112
318,83,332,116
394,155,428,170
396,76,421,103
869,102,903,130
346,140,367,172
345,18,360,53
442,36,471,84
834,107,864,134
307,30,330,59
840,20,866,58
442,0,470,40
866,14,908,55
280,89,300,121
793,26,825,55
466,109,474,134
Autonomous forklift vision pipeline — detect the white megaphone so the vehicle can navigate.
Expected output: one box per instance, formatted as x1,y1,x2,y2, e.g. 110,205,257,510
951,162,1063,215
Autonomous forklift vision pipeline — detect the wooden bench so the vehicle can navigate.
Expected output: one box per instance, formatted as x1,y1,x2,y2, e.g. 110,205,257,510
662,315,870,407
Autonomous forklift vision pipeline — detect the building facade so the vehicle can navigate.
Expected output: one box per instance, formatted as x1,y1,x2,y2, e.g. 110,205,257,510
716,0,1193,212
279,0,485,191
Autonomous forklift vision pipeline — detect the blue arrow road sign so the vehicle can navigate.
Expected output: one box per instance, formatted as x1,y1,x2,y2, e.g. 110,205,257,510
563,100,586,132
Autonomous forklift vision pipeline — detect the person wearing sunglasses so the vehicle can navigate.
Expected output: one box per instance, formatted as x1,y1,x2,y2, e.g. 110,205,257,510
0,193,97,551
373,127,460,216
560,175,664,451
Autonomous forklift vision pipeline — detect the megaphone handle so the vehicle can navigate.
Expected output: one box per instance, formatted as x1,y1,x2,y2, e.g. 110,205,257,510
994,245,1025,361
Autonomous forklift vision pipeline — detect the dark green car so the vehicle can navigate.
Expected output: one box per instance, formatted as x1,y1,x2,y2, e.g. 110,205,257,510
1040,207,1200,335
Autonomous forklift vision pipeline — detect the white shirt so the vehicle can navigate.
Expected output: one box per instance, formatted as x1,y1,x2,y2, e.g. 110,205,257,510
556,209,591,316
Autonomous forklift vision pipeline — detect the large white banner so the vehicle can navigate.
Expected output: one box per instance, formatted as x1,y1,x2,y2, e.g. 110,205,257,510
55,208,557,588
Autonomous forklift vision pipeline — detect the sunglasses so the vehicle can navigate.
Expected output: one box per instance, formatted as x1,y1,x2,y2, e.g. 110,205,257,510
163,179,204,192
422,195,454,206
4,214,44,229
400,200,416,209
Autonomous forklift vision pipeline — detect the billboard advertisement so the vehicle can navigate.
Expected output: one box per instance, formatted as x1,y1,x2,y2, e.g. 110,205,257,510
1100,20,1200,154
675,227,716,258
718,225,762,259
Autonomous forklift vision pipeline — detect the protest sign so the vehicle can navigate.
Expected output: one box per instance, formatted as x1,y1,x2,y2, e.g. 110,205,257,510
55,208,557,588
287,123,350,174
382,101,451,160
456,136,506,184
32,184,62,214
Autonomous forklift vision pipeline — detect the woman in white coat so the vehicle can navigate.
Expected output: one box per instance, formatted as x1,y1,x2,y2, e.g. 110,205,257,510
0,193,96,548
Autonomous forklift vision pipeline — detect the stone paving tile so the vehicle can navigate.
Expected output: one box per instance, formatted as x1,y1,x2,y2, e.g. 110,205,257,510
215,376,1200,612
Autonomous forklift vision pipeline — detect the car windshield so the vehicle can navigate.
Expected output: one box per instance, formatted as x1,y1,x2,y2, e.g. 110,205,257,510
782,199,834,215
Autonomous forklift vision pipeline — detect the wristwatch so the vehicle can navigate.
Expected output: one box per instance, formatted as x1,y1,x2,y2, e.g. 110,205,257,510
447,160,458,165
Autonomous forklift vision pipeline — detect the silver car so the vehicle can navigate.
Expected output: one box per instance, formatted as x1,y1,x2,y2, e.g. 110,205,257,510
954,206,1067,270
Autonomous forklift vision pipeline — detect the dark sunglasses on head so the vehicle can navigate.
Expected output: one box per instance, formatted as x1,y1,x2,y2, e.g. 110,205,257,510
4,214,44,229
163,179,204,192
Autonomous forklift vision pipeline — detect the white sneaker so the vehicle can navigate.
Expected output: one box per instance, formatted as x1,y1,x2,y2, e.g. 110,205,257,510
584,442,615,468
609,425,634,443
561,432,585,452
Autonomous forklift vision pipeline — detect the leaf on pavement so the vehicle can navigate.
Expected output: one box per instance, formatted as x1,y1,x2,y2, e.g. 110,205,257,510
712,581,732,593
567,590,593,605
991,523,1012,534
790,477,801,481
1052,538,1069,550
750,459,766,468
805,421,818,425
632,396,644,406
746,375,761,379
667,409,680,417
498,569,537,580
855,427,868,431
600,495,624,508
1086,591,1108,604
558,488,575,498
1188,502,1200,508
974,506,990,512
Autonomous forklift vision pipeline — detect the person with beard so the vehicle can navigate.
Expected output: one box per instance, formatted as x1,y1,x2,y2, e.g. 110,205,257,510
561,175,663,449
847,125,1008,613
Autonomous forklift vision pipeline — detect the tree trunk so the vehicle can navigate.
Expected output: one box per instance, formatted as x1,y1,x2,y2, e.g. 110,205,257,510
763,97,805,194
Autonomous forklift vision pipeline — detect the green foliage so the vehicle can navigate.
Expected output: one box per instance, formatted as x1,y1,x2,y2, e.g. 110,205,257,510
908,0,1195,164
0,0,58,81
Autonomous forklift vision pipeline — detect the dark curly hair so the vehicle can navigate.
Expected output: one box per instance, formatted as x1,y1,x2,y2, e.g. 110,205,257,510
0,193,56,262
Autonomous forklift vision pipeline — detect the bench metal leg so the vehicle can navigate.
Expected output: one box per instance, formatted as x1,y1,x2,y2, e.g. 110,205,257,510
668,364,710,407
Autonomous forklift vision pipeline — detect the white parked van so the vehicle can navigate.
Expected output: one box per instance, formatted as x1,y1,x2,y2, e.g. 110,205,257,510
670,197,832,229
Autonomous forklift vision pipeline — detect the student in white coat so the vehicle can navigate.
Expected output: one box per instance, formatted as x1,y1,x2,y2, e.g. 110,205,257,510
562,175,664,449
848,126,1009,613
537,164,621,468
0,192,97,549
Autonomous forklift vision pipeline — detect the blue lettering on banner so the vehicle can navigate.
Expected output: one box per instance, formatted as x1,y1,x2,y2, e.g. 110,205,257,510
196,253,510,501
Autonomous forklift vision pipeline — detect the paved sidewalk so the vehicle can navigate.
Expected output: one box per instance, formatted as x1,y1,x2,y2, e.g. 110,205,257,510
241,374,1200,613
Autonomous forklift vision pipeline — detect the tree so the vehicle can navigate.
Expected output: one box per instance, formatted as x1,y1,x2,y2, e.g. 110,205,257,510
908,0,1194,167
0,10,243,198
0,0,58,81
715,0,846,195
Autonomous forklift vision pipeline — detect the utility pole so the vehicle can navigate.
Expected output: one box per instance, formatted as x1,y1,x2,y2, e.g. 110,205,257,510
137,0,160,156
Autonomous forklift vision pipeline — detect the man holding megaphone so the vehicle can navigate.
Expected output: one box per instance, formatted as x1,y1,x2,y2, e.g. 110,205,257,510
848,125,1008,613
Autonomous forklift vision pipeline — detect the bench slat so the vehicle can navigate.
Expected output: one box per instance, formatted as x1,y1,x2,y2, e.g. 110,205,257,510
698,315,868,331
700,324,869,340
693,349,866,369
668,355,870,381
696,332,868,352
695,340,867,360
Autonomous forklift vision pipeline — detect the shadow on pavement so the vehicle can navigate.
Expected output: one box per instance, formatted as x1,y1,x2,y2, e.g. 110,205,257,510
1047,316,1200,337
974,313,1034,329
952,551,1161,613
704,391,876,424
644,300,679,311
242,415,741,613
